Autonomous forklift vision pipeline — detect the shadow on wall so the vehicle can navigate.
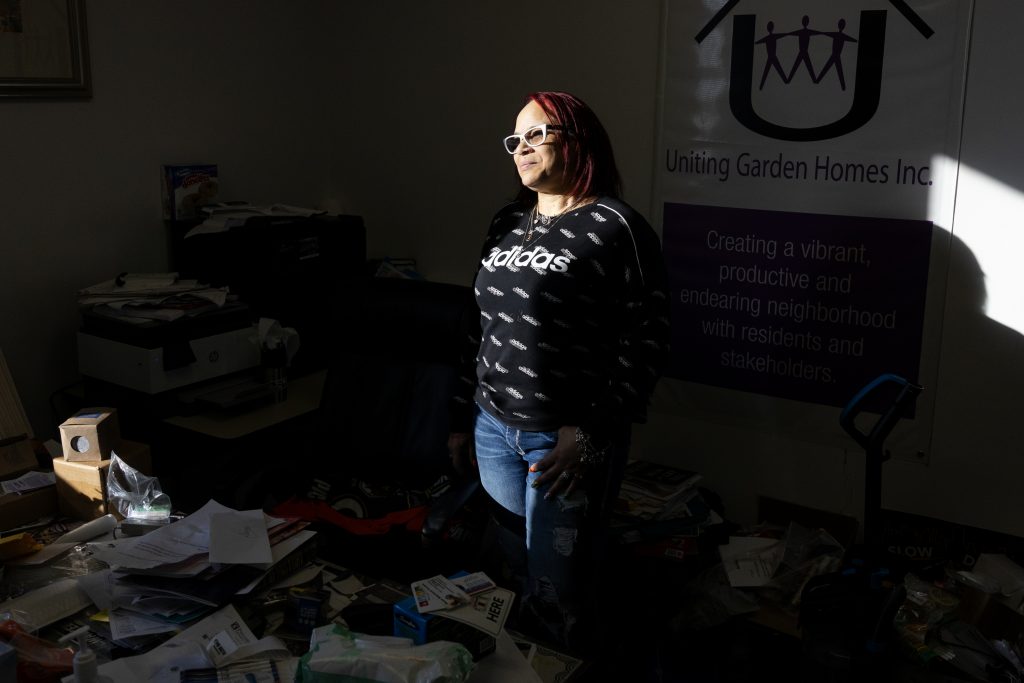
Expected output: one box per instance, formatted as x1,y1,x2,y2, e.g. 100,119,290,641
928,231,1024,516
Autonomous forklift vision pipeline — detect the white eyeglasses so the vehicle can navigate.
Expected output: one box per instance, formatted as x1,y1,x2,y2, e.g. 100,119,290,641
502,124,572,155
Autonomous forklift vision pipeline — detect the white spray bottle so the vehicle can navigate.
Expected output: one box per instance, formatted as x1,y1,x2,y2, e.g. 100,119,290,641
58,626,112,683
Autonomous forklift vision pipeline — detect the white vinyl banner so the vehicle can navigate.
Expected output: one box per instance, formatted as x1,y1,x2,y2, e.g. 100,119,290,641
657,0,971,411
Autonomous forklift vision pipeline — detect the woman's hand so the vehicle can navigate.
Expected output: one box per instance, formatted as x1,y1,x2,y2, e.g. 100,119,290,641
531,425,585,499
447,432,477,478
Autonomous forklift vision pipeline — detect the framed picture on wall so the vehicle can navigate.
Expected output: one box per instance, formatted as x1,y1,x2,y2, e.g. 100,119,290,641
0,0,90,98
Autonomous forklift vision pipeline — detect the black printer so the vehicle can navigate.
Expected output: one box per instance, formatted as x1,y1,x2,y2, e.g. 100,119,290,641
170,213,367,375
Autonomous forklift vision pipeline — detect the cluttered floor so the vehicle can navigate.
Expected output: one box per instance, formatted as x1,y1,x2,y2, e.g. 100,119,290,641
3,436,1024,682
0,528,1019,683
301,473,1024,683
258,460,1023,683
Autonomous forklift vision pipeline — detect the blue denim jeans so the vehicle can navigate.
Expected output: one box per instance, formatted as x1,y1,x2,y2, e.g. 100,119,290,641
474,404,628,652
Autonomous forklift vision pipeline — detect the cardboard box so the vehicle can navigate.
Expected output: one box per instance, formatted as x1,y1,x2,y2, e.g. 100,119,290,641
53,439,152,520
161,163,219,220
0,486,58,531
59,408,120,462
0,435,37,480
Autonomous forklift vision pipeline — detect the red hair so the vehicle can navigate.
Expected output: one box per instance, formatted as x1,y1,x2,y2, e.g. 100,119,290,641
515,91,622,202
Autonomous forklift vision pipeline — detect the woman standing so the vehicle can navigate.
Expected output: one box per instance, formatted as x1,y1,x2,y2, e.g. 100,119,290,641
449,91,670,652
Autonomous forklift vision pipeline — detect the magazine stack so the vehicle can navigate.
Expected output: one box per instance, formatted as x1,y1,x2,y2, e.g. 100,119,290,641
611,459,721,561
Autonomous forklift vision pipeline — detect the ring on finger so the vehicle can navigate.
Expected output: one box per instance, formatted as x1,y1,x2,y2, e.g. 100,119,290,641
559,471,573,481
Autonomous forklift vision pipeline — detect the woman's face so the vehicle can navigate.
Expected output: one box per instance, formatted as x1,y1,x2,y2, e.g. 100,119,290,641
512,100,568,196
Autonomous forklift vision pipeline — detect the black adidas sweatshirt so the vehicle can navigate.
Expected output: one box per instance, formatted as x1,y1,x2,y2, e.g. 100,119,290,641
452,197,671,442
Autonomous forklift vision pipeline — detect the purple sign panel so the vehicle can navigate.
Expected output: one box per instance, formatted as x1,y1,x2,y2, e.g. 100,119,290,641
663,202,931,407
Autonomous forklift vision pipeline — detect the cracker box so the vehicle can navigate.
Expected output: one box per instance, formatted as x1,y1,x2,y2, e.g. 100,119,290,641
162,163,219,221
52,439,152,520
59,408,120,462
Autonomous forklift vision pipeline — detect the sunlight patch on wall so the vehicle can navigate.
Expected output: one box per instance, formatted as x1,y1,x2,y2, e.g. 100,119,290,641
942,159,1024,334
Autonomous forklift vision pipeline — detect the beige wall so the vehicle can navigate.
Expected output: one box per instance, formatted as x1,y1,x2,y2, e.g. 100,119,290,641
0,1,342,440
325,0,663,284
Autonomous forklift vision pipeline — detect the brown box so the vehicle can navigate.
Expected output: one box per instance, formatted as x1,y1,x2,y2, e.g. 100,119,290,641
0,486,58,531
53,439,152,520
59,408,121,462
0,434,37,480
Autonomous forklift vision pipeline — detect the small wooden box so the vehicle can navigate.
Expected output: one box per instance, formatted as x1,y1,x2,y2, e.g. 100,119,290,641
59,408,120,462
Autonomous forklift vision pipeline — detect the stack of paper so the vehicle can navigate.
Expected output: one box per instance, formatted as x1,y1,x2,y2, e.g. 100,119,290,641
186,204,326,237
81,500,316,649
610,460,722,556
78,273,229,323
614,459,704,521
92,603,296,683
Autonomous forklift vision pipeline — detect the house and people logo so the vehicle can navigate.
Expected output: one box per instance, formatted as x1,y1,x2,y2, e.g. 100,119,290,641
696,0,935,141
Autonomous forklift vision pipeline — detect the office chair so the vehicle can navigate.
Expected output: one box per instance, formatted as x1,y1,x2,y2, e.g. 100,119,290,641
271,276,484,581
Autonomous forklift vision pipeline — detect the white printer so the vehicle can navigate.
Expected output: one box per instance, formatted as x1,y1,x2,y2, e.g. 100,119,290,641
76,302,261,394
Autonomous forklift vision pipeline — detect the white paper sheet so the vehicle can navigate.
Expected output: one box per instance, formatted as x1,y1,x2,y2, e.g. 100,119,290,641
234,529,317,595
719,536,785,587
209,509,272,565
88,499,235,570
87,500,282,573
469,629,544,683
1,470,55,494
75,604,288,683
77,568,114,610
109,609,181,641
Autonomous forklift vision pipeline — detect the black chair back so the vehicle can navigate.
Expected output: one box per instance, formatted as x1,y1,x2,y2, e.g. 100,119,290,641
318,278,474,486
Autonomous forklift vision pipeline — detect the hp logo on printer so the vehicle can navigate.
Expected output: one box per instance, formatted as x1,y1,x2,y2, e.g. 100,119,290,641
208,351,220,363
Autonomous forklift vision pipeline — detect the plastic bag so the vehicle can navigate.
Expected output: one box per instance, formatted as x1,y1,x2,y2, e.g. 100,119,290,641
299,622,474,683
894,572,960,655
106,452,171,521
761,522,845,607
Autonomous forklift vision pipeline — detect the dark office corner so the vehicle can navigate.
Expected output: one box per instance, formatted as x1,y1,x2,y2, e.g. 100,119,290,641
69,214,370,512
560,565,800,682
256,277,487,582
585,583,898,683
569,493,753,679
169,213,368,375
